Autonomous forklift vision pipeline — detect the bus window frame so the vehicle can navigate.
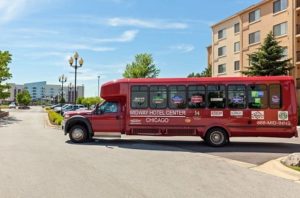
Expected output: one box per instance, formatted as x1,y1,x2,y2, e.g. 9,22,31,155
269,84,282,109
130,85,149,109
207,84,227,109
168,85,187,109
247,84,268,109
187,84,206,109
226,84,247,109
149,85,168,109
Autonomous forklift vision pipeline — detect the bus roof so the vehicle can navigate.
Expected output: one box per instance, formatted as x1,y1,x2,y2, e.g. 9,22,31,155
102,76,294,86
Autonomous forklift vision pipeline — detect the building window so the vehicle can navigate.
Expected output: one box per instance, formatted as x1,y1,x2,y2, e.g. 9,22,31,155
248,85,268,109
131,86,148,109
249,31,260,44
218,29,226,40
207,85,226,108
218,64,226,74
234,23,240,33
234,61,240,71
150,85,167,109
228,85,246,109
273,22,287,37
273,0,288,13
218,46,226,57
234,42,240,52
168,86,186,109
249,9,260,23
280,47,288,61
269,84,282,109
187,85,206,109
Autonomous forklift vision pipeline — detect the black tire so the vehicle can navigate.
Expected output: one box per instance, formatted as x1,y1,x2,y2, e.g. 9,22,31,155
205,128,229,147
69,125,88,143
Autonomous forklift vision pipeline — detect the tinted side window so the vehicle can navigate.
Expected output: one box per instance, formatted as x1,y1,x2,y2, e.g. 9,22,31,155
228,85,246,109
150,86,167,109
269,84,282,109
168,86,186,109
248,85,268,109
131,86,148,109
207,85,226,108
188,85,206,109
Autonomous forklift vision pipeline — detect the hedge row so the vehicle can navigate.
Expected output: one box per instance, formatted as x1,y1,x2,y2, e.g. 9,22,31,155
48,110,64,125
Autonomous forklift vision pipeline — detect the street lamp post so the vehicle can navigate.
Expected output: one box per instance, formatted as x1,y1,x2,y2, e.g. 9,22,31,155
68,52,84,104
68,82,73,103
59,74,67,103
97,75,100,97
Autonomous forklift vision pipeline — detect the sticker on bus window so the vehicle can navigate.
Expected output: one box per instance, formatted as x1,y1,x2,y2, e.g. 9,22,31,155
278,111,288,121
171,96,184,104
232,96,244,104
191,95,203,104
210,98,223,102
272,95,280,104
254,98,261,104
251,91,264,98
133,97,145,104
251,111,264,120
153,96,164,104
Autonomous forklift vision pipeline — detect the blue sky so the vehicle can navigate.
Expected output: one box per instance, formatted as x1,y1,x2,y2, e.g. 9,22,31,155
0,0,259,97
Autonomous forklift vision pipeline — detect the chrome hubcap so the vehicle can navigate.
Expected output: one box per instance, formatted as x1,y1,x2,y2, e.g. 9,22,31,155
72,128,84,140
210,131,224,145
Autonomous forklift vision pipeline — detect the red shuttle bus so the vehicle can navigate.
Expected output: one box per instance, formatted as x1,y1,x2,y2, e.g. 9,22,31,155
63,76,298,147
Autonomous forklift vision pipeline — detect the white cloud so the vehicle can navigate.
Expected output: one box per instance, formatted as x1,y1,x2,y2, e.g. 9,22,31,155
106,17,188,29
93,30,139,43
170,44,195,53
0,0,28,23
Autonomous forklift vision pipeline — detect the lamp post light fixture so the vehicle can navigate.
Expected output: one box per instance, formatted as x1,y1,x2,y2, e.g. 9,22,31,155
69,52,84,104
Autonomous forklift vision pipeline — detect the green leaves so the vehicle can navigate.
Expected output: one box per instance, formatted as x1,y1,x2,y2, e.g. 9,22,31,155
188,65,212,78
242,32,293,76
0,51,12,99
77,97,103,108
123,53,160,78
17,90,31,106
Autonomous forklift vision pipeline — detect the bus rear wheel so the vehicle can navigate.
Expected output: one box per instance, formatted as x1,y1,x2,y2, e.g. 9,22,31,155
69,125,88,143
205,128,228,147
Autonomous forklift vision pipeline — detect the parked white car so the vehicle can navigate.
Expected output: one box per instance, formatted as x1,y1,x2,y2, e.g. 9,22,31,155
8,103,17,109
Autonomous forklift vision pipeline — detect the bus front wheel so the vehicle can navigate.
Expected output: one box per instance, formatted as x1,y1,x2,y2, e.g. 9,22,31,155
69,125,88,143
205,128,229,147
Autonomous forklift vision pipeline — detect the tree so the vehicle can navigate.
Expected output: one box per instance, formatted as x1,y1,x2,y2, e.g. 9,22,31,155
0,51,12,99
123,53,160,78
59,97,66,104
188,65,212,78
17,90,31,106
76,97,84,104
81,97,103,109
242,32,293,76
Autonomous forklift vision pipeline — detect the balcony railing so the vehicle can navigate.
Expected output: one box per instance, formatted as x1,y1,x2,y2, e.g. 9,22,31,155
297,51,300,62
297,25,300,35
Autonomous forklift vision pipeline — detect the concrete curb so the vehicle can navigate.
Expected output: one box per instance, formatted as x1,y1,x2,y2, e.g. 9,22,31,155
44,114,61,130
252,157,300,182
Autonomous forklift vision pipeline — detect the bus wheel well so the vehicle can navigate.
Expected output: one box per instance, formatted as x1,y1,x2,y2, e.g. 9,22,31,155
67,121,89,134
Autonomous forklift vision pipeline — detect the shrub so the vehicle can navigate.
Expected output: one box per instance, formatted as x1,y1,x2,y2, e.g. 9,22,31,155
48,110,63,125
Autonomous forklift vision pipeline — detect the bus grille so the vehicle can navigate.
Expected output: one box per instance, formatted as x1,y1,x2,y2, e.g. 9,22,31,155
132,128,160,135
167,129,196,136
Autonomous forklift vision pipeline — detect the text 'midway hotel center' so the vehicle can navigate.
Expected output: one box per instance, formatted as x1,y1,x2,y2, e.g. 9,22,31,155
207,0,300,105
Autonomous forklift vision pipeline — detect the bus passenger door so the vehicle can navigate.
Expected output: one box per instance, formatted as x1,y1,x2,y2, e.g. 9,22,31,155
92,102,123,136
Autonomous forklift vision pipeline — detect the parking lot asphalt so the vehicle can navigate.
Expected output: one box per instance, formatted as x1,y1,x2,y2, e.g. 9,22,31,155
1,107,300,198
